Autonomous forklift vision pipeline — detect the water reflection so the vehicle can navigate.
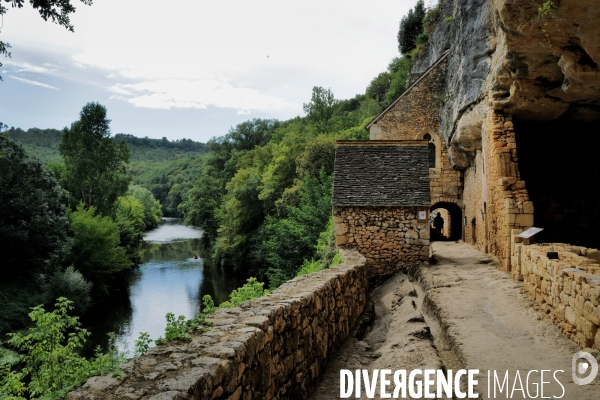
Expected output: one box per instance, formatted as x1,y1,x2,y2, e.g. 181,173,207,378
81,219,242,356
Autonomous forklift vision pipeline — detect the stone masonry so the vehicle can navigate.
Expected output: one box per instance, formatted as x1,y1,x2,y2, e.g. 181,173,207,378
366,51,463,208
67,249,368,400
462,110,534,270
332,141,431,274
333,206,430,277
511,234,600,349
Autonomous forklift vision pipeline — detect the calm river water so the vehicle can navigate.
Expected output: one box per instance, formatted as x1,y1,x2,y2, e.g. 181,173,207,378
81,219,242,356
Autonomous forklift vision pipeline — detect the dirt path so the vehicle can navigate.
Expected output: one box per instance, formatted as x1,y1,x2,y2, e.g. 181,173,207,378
309,241,599,399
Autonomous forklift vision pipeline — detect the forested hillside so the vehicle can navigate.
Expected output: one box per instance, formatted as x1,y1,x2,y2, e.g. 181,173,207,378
5,127,208,164
2,0,430,287
173,0,435,286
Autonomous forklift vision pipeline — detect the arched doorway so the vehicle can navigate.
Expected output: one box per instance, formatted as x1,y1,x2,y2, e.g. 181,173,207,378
430,202,462,241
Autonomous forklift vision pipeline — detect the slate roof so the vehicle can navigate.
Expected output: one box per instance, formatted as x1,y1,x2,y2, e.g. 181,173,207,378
333,141,430,207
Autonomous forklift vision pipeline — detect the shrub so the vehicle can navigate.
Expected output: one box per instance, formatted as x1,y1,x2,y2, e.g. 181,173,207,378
156,278,270,345
0,298,127,400
46,266,93,314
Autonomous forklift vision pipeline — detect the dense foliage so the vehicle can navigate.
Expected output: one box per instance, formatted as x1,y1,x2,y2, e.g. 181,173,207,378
59,102,131,216
397,0,426,55
0,104,164,334
129,155,205,217
0,135,70,279
179,90,381,287
6,127,207,165
0,298,135,400
67,204,133,295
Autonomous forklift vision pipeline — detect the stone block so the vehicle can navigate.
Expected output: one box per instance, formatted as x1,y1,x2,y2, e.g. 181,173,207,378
577,315,598,340
522,201,534,214
565,306,577,325
587,250,600,264
511,181,526,190
405,230,419,240
515,213,534,227
583,300,600,325
334,234,347,246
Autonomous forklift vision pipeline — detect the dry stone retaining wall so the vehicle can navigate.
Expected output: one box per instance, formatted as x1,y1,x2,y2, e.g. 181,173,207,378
511,234,600,349
333,206,430,276
67,249,368,400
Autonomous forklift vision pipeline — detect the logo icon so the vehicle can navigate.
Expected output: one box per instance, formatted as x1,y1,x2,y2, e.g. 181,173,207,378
572,351,598,386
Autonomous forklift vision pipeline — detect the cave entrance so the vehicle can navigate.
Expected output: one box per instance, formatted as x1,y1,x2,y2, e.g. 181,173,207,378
514,116,600,249
430,202,462,241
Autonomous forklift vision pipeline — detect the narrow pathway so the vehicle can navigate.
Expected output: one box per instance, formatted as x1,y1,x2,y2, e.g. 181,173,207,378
309,241,599,399
424,241,599,398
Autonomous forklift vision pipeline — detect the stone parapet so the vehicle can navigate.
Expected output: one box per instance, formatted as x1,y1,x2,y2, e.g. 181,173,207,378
511,234,600,349
67,248,368,400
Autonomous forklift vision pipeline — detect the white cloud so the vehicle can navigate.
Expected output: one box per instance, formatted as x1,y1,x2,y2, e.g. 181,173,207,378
109,79,293,111
2,0,413,137
9,76,59,90
3,60,57,75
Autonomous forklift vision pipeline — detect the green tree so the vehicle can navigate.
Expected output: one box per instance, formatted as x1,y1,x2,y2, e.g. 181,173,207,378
114,195,146,251
386,56,413,103
67,204,132,294
128,185,162,229
0,0,92,78
303,86,337,133
59,102,131,216
397,0,426,54
366,71,392,104
0,135,69,278
258,171,333,288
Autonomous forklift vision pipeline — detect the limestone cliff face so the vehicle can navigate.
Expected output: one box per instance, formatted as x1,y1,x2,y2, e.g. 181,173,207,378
415,0,600,168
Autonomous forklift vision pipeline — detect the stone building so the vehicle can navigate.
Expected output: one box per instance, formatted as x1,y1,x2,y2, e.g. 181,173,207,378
364,51,467,243
332,140,431,276
360,50,535,269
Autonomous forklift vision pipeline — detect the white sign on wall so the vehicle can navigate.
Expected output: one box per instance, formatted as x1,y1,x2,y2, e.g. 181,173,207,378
517,227,543,239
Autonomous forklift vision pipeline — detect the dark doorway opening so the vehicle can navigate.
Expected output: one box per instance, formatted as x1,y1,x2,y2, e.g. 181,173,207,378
430,202,462,241
514,117,600,249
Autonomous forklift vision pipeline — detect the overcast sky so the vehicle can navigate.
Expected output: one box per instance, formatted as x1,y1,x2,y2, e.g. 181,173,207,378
1,0,414,142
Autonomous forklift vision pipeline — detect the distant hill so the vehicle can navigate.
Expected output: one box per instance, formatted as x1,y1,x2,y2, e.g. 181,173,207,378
5,127,208,164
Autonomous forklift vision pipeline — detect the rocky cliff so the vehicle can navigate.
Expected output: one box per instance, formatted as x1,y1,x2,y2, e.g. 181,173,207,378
414,0,600,168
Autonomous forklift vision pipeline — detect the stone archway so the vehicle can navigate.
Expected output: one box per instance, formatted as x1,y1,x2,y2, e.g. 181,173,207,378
430,202,462,241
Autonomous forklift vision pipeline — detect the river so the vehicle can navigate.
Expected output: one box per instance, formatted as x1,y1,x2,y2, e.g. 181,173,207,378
81,218,242,356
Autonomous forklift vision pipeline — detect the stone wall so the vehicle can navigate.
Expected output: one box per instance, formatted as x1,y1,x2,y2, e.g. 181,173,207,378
368,53,448,141
367,51,463,208
333,206,430,277
511,235,600,349
67,249,368,400
462,110,534,269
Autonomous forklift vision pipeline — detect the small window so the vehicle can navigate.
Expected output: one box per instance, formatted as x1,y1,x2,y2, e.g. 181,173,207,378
428,143,436,168
423,133,431,141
